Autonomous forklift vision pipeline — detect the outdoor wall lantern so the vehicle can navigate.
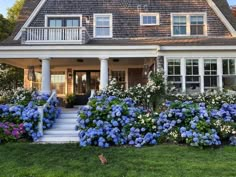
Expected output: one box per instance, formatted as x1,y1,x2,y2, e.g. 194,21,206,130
27,66,36,81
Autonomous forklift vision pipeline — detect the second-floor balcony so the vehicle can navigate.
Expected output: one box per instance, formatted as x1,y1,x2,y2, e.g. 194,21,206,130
21,27,91,45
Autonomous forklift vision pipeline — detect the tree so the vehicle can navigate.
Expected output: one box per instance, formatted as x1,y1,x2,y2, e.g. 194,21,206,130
0,14,12,41
0,64,24,93
0,0,25,93
7,0,25,24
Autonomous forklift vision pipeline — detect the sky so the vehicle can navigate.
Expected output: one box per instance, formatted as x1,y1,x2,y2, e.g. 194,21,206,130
0,0,236,17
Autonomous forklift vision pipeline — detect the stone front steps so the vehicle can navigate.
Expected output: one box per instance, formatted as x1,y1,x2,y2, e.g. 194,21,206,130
36,108,79,144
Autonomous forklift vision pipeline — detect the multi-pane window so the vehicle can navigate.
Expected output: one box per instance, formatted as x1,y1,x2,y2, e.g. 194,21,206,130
51,72,66,95
173,16,187,35
223,59,236,90
223,59,235,75
140,13,159,26
48,18,80,27
204,59,218,89
111,71,126,88
186,59,200,93
190,16,204,35
32,71,66,95
94,14,112,38
49,19,63,27
172,13,206,36
167,59,181,91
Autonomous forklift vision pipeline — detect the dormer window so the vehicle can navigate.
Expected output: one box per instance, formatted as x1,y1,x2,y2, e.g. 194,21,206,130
171,13,207,36
140,13,160,26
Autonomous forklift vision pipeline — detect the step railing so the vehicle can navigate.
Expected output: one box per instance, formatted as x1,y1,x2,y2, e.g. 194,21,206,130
37,90,57,136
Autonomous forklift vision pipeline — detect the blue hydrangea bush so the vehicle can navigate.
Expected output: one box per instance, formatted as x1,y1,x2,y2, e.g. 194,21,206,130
77,95,160,148
157,101,236,147
0,90,61,143
78,96,236,148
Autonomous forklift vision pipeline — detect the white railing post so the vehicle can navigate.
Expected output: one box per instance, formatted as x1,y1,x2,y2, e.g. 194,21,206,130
37,90,57,138
37,106,44,136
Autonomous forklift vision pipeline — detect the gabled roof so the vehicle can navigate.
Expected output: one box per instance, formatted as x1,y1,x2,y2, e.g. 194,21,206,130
212,0,236,30
2,0,236,46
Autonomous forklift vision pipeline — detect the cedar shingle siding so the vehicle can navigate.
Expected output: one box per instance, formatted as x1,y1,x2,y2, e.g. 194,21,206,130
29,0,231,38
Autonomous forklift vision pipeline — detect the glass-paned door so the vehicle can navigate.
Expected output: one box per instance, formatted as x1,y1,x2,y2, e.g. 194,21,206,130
48,19,63,40
65,18,80,40
74,71,100,105
48,17,81,40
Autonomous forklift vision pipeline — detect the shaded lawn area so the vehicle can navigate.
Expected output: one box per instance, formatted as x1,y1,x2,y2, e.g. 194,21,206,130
0,144,236,177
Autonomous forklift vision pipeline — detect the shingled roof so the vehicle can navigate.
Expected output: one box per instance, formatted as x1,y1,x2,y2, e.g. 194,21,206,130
213,0,236,30
2,0,236,46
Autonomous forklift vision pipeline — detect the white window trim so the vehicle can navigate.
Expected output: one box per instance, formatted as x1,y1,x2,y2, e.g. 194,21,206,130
171,12,208,37
140,13,160,26
93,13,113,38
44,15,83,27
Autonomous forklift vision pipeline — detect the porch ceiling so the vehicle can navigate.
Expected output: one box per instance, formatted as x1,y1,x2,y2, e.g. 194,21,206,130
0,58,146,69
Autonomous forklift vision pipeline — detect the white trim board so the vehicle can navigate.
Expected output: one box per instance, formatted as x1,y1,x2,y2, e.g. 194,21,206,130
14,0,47,40
206,0,236,37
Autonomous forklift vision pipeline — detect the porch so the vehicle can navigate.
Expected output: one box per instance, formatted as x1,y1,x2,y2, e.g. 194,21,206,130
0,57,153,105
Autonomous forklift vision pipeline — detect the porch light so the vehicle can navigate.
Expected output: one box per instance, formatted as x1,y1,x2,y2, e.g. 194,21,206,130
85,16,90,23
27,66,36,81
77,59,84,63
113,59,119,62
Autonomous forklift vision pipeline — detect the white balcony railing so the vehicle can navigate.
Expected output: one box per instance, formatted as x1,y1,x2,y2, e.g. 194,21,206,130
22,27,90,44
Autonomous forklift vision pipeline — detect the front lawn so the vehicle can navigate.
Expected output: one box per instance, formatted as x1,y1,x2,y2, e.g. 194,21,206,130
0,144,236,177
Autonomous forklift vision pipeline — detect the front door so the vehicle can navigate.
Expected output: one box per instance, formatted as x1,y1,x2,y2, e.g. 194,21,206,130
74,71,100,105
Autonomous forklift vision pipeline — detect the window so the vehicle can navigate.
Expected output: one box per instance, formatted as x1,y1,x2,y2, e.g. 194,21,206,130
190,16,204,35
111,71,126,88
140,13,160,26
223,59,235,75
167,59,181,92
32,71,66,95
49,19,63,27
173,16,187,35
204,59,218,89
172,13,207,36
186,59,200,93
223,59,236,90
48,17,81,27
51,72,66,95
94,14,113,38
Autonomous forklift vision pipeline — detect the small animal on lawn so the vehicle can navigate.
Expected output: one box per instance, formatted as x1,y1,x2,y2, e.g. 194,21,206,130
98,154,107,164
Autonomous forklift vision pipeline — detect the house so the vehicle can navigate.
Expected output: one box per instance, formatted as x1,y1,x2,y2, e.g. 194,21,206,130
0,0,236,105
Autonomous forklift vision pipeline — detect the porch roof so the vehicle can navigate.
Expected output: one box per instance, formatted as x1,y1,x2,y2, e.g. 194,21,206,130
2,37,236,47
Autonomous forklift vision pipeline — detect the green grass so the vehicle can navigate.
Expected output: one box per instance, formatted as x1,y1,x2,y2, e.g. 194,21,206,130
0,144,236,177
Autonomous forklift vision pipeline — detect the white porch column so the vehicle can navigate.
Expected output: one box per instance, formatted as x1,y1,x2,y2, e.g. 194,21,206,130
199,58,205,93
181,58,186,93
99,57,109,90
41,57,51,94
217,57,223,91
